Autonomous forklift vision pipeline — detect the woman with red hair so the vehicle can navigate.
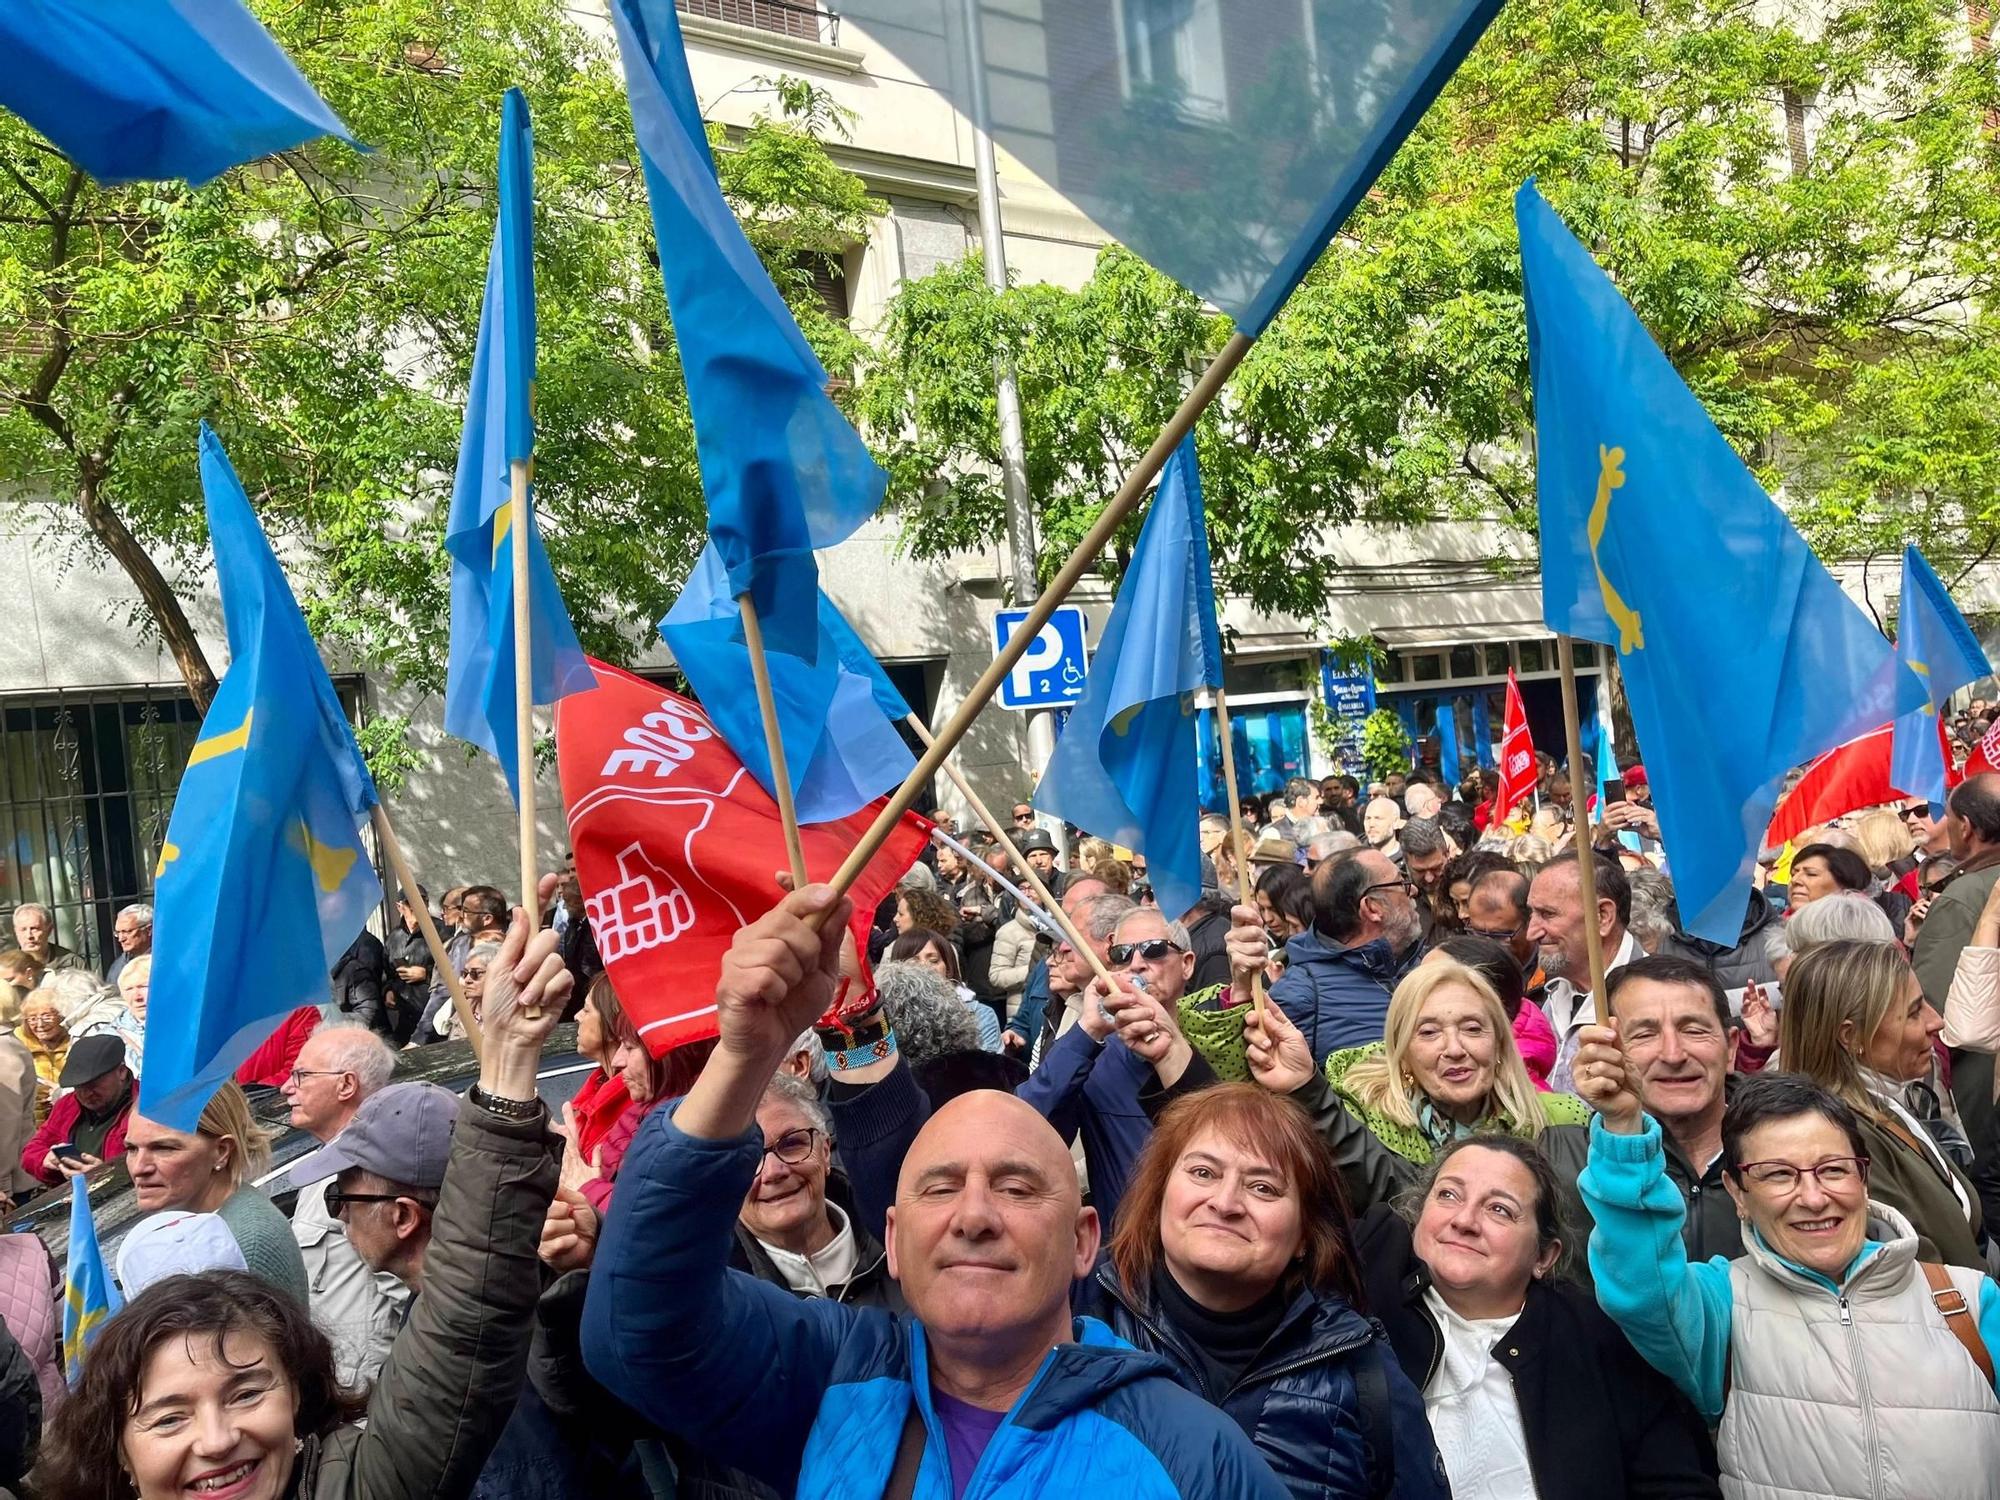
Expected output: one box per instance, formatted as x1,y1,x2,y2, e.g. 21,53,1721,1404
1078,1082,1447,1500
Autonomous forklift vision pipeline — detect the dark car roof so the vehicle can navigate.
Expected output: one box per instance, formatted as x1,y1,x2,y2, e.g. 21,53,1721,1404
12,1026,593,1265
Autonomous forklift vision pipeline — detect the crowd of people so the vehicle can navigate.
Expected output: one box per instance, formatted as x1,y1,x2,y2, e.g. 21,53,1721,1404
1,731,1999,1497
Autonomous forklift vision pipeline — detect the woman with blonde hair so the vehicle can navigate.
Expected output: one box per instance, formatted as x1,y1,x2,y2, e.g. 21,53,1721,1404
1243,959,1592,1216
1780,938,1983,1267
122,1080,308,1303
1855,805,1920,928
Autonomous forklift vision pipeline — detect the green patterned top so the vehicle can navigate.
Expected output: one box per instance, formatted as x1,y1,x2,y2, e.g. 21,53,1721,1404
1320,1043,1594,1164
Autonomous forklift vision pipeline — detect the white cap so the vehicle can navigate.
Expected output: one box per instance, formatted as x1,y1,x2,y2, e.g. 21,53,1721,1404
116,1211,248,1296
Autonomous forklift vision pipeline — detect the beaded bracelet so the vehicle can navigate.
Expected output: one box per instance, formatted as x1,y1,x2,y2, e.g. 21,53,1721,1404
827,1029,898,1073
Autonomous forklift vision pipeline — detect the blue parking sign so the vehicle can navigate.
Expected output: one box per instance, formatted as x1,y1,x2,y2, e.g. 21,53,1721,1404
994,606,1089,710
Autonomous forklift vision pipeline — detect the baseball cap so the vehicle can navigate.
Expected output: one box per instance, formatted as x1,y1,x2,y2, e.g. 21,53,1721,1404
58,1033,126,1088
117,1211,247,1296
292,1082,460,1190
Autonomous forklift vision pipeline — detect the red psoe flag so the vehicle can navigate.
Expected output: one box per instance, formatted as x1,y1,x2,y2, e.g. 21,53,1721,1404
1764,717,1959,846
555,659,930,1056
1493,669,1536,825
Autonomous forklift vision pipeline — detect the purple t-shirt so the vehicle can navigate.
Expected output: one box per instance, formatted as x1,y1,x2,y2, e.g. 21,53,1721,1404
931,1389,1007,1499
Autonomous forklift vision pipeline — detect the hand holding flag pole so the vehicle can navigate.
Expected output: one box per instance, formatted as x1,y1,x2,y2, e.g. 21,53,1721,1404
369,805,481,1059
903,714,1115,986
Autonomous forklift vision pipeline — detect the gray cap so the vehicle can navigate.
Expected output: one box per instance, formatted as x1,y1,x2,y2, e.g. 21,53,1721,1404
1015,829,1057,856
58,1033,126,1088
293,1081,459,1190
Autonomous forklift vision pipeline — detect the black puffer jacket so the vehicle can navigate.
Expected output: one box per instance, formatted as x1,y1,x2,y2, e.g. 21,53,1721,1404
1077,1260,1449,1500
1353,1208,1720,1500
1657,890,1783,992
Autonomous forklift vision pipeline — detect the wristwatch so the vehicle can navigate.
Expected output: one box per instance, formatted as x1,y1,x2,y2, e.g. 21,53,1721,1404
468,1084,542,1119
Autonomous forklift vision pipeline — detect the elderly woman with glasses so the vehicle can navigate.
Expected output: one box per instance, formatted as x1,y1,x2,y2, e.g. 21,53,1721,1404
1578,1049,2000,1500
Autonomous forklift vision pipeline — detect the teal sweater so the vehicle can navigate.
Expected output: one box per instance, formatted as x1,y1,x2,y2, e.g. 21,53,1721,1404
217,1183,311,1307
1578,1115,2000,1420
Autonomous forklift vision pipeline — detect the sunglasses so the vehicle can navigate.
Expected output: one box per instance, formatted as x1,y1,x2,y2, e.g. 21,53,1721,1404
1109,937,1185,965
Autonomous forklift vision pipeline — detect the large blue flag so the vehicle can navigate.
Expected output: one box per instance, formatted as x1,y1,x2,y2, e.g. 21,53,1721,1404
608,0,885,679
444,89,595,803
812,0,1501,334
1891,544,1991,810
661,546,915,823
1035,436,1224,918
62,1176,120,1383
145,426,382,1132
1519,181,1925,942
0,0,352,185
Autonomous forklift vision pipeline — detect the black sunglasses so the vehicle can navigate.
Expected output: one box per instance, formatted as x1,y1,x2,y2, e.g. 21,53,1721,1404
1109,937,1185,965
1362,878,1417,899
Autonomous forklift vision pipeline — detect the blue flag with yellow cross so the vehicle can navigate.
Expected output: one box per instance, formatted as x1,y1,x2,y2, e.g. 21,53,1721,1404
443,88,595,804
1890,544,1990,812
144,424,382,1133
62,1175,120,1383
1518,180,1925,943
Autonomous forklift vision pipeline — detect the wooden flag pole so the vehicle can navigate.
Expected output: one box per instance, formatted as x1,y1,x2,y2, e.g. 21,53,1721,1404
370,805,481,1061
1556,634,1608,1003
904,714,1116,987
1211,685,1266,1013
510,459,542,928
815,330,1256,919
740,592,808,887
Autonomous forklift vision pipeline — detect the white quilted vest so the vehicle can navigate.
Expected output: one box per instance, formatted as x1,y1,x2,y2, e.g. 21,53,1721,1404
1717,1201,2000,1500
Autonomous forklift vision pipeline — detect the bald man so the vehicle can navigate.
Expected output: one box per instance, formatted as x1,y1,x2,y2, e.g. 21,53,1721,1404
582,886,1284,1500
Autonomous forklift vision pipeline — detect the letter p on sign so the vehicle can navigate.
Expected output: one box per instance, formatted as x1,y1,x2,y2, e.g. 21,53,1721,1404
993,605,1090,711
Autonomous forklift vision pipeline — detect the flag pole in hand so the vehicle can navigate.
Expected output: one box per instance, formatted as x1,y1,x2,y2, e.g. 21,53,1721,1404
1557,634,1608,1002
742,592,808,887
511,459,542,928
816,332,1256,917
1210,686,1266,1013
370,805,481,1061
905,714,1115,986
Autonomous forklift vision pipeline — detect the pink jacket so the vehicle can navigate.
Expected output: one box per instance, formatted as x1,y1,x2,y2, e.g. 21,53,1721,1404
1943,946,2000,1100
1514,1001,1559,1091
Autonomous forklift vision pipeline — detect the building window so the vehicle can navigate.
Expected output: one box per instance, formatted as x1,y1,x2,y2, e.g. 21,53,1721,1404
1117,0,1228,122
677,0,841,47
0,682,375,967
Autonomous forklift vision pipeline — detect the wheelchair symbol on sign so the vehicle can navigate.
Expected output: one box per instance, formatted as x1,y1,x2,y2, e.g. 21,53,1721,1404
1061,658,1084,687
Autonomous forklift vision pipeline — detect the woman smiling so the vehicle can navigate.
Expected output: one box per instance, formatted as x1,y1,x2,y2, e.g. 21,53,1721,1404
1578,1050,2000,1500
1248,963,1591,1217
1080,1083,1448,1500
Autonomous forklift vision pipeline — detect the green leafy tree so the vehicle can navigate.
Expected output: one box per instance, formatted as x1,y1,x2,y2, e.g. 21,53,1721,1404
861,0,2000,603
1360,709,1414,783
0,1,878,720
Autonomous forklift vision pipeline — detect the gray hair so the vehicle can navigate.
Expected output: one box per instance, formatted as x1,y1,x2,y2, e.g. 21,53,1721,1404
42,968,113,1024
1113,907,1191,949
311,1020,398,1096
1398,818,1447,858
116,903,154,929
1786,891,1897,955
466,941,503,969
1308,831,1361,861
11,903,49,925
875,960,981,1068
1626,869,1678,950
1080,894,1139,943
761,1068,831,1135
789,1028,828,1084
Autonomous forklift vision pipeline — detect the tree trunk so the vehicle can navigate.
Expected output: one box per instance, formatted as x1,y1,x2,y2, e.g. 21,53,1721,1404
1604,652,1640,763
76,462,218,712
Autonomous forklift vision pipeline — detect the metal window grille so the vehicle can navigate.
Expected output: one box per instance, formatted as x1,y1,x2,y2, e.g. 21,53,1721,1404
677,0,841,46
0,680,375,969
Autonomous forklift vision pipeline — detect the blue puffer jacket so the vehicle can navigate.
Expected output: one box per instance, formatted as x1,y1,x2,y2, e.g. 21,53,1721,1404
1272,932,1425,1064
1081,1263,1450,1500
581,1103,1289,1500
